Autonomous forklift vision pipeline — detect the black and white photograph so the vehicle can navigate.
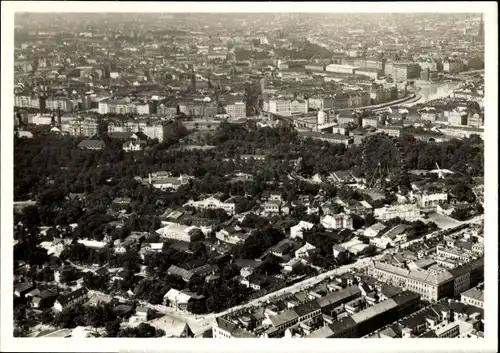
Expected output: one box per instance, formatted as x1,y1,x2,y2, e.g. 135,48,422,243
1,2,497,353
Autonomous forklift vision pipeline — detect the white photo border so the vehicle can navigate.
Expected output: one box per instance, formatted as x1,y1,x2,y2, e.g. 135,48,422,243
1,2,498,353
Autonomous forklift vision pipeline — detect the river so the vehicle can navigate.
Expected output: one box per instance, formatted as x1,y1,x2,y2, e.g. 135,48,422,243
413,81,461,104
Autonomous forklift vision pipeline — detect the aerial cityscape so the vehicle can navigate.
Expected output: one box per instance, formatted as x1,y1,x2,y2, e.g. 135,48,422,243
12,12,487,340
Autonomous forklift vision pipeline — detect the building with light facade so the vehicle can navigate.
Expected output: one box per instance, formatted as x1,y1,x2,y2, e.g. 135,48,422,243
325,64,359,75
320,213,353,230
374,204,420,222
225,101,247,119
265,99,292,116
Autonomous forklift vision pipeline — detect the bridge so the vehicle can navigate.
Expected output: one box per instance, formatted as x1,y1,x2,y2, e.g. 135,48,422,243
443,69,484,81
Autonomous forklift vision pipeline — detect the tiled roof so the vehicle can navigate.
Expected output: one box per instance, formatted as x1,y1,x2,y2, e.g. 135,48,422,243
351,298,398,324
316,285,361,309
167,265,195,281
269,308,299,327
215,317,257,337
56,287,88,306
293,301,321,317
78,139,105,149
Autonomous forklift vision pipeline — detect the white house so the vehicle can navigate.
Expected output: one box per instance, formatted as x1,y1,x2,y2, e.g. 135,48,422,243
184,196,236,215
163,288,205,312
411,190,448,208
370,236,392,250
215,227,248,245
374,204,420,222
123,140,146,152
290,221,314,239
320,213,353,230
156,223,204,243
263,200,281,214
295,243,317,259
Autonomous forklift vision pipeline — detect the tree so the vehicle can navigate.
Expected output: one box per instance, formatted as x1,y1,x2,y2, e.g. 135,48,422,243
451,207,471,221
117,323,164,337
105,319,121,337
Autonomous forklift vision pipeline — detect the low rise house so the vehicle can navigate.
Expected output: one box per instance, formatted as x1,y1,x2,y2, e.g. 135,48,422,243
122,140,146,152
163,288,205,312
371,224,410,249
262,200,282,214
343,200,373,216
216,226,252,245
364,223,386,238
295,243,318,259
167,265,196,282
53,287,88,312
460,287,484,308
290,221,314,239
332,245,350,262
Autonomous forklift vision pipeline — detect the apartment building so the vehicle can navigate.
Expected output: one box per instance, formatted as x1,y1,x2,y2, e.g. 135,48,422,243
392,63,421,82
371,261,454,302
308,96,334,111
355,68,381,80
362,116,379,128
308,292,420,338
353,59,385,71
443,61,464,74
157,104,178,118
325,64,359,75
377,125,404,138
14,95,40,109
46,97,74,112
225,101,247,119
440,126,484,140
291,99,308,114
267,99,292,116
468,112,483,128
68,117,102,137
416,59,439,72
108,120,171,142
99,99,137,114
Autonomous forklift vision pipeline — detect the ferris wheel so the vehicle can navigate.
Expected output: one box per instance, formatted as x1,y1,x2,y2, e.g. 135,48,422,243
361,133,409,192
